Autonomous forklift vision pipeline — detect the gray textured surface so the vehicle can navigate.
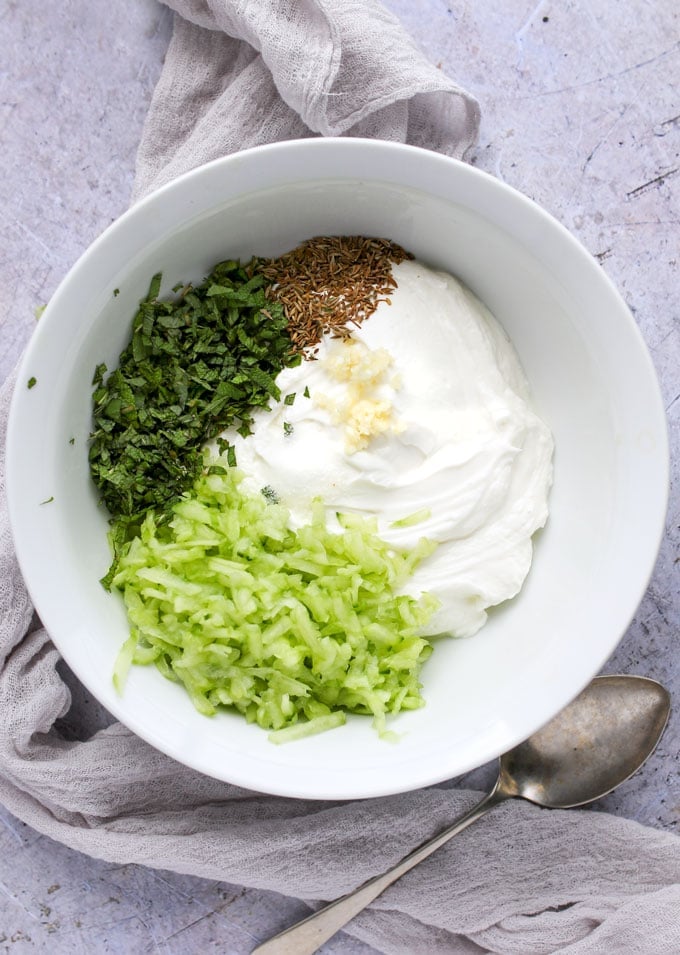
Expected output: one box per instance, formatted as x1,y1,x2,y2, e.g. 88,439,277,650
1,0,678,951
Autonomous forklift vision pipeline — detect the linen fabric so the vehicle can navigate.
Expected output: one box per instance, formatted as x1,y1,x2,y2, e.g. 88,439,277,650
133,0,481,198
1,2,679,953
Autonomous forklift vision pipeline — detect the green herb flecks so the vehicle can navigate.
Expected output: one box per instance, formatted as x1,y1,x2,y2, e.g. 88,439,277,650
89,260,300,584
27,377,37,389
261,484,279,503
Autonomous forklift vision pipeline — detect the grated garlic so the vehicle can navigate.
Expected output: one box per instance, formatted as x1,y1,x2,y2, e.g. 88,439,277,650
313,339,404,453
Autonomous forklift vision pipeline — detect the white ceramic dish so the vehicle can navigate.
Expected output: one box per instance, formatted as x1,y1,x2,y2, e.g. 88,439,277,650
6,139,668,799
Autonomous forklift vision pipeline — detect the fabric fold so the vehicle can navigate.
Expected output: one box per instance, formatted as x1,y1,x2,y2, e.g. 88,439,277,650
134,0,480,197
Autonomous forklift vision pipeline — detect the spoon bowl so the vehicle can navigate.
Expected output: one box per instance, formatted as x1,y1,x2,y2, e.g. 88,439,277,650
253,674,671,955
499,674,671,808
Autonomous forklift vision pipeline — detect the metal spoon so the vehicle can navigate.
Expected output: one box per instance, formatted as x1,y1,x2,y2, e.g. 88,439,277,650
252,674,670,955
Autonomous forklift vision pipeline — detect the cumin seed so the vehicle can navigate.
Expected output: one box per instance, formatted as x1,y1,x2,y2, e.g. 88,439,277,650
258,236,411,352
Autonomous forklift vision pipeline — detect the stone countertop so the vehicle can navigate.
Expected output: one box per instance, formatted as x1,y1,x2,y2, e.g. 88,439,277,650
1,1,678,951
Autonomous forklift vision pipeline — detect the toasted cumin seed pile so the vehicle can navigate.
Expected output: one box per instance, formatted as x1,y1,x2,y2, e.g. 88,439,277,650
258,236,412,352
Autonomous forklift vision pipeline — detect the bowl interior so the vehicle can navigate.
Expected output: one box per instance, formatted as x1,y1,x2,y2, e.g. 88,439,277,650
6,140,668,798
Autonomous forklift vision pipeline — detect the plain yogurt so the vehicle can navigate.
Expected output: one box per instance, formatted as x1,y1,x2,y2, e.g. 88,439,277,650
227,259,554,638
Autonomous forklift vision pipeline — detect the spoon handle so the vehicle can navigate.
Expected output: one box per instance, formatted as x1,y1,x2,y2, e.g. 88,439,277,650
251,787,507,955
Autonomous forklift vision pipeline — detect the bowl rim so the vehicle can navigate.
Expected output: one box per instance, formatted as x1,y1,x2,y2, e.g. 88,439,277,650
5,137,670,799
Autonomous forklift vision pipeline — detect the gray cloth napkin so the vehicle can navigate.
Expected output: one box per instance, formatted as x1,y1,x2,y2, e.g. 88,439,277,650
2,2,679,953
134,0,480,199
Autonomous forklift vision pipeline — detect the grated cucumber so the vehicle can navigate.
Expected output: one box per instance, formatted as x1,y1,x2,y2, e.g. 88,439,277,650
112,455,439,739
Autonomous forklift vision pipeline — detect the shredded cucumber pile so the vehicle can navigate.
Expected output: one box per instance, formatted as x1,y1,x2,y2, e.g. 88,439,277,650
112,457,439,741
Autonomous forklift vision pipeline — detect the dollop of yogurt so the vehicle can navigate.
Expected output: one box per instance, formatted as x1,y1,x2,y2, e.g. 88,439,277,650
227,259,554,638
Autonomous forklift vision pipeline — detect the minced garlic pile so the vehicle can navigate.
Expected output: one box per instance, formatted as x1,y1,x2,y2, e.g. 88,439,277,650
313,339,404,453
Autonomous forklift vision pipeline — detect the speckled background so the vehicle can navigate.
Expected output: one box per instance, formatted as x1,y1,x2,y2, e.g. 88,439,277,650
1,1,678,951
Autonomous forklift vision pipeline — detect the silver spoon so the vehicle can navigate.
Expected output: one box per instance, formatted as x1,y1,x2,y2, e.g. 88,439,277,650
252,674,670,955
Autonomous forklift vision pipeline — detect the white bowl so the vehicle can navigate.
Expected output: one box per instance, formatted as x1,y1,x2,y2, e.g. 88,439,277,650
6,139,668,799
